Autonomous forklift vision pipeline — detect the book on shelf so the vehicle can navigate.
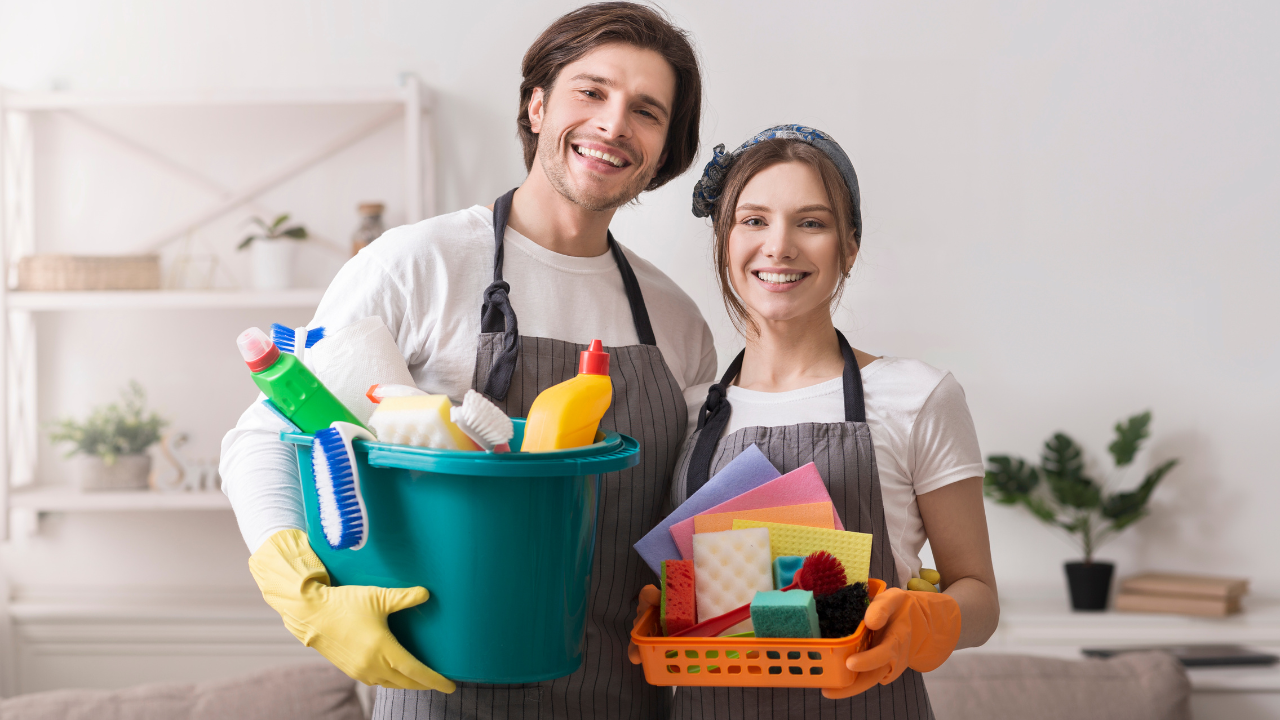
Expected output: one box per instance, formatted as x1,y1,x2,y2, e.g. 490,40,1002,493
1120,572,1249,600
1113,591,1241,617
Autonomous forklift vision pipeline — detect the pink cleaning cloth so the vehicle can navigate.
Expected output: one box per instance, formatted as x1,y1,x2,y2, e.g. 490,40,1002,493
670,462,844,560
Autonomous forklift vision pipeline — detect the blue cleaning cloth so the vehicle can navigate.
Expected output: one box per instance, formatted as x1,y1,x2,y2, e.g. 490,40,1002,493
634,444,780,576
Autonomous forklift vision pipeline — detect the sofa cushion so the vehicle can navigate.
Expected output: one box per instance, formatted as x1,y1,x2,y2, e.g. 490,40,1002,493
0,663,364,720
926,651,1191,720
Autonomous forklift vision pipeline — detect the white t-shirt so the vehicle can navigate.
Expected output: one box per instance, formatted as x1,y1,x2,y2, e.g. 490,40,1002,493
681,357,984,587
221,206,718,552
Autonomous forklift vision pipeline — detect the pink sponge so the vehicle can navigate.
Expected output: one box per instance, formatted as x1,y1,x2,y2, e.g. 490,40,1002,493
671,463,843,560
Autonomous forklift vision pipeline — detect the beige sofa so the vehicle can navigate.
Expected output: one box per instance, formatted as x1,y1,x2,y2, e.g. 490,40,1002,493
0,652,1190,720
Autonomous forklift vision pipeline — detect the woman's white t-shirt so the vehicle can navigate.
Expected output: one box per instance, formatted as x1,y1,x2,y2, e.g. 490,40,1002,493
682,357,984,587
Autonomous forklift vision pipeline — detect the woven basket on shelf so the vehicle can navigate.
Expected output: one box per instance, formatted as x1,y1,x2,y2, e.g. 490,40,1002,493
16,254,161,291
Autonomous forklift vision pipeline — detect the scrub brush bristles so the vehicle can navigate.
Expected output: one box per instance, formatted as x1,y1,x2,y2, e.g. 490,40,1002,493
816,582,871,639
797,551,847,597
450,390,514,452
311,421,374,551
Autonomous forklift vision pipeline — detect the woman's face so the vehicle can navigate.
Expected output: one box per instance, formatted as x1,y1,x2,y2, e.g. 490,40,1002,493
727,161,851,329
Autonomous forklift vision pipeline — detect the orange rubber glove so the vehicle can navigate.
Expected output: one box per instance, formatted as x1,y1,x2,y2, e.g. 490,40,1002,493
822,588,961,700
627,584,661,664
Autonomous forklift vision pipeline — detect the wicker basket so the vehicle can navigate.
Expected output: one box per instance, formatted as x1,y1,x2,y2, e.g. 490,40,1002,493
17,254,162,291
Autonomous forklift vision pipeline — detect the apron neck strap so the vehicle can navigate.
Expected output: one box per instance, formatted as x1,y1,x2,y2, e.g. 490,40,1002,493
479,188,656,400
685,329,864,495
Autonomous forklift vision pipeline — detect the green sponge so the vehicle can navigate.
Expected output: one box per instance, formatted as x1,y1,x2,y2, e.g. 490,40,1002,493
750,590,820,638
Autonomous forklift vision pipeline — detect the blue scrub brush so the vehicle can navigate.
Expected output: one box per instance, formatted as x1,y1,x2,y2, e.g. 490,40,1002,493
271,323,325,356
310,421,374,551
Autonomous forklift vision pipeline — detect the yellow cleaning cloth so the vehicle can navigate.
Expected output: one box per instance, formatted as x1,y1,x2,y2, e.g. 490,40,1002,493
731,520,873,583
693,502,835,535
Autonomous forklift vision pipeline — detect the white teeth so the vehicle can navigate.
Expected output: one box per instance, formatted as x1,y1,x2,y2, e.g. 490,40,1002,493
575,145,624,167
757,271,804,284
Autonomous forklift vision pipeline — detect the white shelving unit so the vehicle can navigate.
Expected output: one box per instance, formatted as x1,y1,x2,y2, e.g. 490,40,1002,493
0,79,436,538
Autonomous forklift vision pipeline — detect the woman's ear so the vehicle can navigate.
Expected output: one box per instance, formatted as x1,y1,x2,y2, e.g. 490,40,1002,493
844,241,858,277
528,88,546,134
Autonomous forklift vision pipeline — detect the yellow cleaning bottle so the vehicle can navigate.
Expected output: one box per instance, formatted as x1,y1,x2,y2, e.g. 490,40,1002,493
522,339,612,452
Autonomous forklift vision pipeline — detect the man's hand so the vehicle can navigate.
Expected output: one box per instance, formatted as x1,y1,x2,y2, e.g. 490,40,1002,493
627,584,661,664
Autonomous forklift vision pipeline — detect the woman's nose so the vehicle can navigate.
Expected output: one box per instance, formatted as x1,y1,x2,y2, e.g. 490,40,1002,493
761,227,798,261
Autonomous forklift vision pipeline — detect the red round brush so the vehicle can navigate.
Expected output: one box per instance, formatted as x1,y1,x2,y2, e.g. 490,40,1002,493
789,551,847,597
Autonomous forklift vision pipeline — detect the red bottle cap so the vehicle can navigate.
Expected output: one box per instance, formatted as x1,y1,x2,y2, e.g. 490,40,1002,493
238,327,280,372
578,339,610,376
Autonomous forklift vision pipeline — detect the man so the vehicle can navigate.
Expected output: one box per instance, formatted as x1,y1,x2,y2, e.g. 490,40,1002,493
220,3,714,718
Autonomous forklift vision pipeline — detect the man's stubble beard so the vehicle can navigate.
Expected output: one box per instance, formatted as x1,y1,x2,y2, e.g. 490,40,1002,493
537,130,656,212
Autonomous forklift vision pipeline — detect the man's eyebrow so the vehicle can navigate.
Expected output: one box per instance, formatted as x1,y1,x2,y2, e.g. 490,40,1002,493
567,73,671,119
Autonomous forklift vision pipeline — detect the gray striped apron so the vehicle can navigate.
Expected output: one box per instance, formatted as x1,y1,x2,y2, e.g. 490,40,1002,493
374,189,685,720
668,330,934,720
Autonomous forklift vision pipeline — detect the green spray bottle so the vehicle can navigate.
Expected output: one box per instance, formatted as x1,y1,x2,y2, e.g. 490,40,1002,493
237,326,364,433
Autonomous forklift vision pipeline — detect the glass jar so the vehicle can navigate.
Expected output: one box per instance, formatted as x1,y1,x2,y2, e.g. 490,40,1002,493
352,202,386,256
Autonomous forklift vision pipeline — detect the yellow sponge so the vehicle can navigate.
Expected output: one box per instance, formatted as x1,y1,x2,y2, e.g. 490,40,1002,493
368,395,479,450
731,520,873,583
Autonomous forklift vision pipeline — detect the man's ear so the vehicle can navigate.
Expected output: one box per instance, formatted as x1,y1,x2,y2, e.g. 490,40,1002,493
528,87,546,134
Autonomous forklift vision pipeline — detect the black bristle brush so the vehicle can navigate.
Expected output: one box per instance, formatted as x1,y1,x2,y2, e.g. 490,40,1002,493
816,582,871,639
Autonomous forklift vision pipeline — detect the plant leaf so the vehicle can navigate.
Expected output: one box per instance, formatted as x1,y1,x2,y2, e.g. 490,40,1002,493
983,455,1040,504
271,213,290,232
1042,433,1101,509
1101,458,1177,521
1108,411,1151,467
250,217,271,233
1022,496,1058,523
280,226,308,239
238,235,257,250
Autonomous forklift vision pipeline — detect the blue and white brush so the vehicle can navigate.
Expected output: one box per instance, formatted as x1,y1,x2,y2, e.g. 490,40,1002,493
310,421,374,551
271,323,326,356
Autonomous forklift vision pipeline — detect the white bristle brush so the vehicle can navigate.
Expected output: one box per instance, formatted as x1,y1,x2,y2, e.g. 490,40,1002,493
450,390,514,453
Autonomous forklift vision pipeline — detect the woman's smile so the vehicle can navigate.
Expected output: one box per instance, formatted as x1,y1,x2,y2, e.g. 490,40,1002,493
752,267,812,291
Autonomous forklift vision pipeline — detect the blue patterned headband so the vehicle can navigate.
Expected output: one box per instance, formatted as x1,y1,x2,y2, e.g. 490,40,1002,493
691,124,862,243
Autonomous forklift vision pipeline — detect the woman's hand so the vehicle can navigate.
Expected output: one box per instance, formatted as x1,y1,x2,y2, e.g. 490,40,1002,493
627,584,661,664
821,588,961,699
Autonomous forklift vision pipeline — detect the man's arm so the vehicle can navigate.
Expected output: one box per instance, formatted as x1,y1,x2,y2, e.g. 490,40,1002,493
219,398,305,552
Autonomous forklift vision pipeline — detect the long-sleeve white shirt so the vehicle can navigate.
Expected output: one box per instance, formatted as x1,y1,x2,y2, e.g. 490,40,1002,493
221,206,717,552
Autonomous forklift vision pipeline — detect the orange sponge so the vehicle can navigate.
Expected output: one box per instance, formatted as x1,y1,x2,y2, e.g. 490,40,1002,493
661,559,696,636
693,502,835,535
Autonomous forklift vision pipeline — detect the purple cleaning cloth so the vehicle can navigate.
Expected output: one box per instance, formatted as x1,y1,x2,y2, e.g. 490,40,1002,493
634,444,780,576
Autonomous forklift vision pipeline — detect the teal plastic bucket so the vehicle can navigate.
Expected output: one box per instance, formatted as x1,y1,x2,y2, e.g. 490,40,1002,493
284,419,639,684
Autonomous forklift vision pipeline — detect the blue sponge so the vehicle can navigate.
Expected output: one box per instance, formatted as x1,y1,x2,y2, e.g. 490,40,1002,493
750,590,820,639
773,555,804,589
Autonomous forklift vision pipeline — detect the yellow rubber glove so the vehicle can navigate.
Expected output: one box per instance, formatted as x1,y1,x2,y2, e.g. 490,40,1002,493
249,529,456,693
822,588,961,700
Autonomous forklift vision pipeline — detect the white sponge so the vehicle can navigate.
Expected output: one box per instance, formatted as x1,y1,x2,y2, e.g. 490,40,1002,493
692,527,773,635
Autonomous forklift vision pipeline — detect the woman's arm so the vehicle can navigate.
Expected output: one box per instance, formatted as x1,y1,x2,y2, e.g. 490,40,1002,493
916,476,1000,649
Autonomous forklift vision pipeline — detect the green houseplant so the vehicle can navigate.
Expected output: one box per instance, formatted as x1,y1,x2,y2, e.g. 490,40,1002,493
238,213,308,291
49,381,168,491
984,411,1178,610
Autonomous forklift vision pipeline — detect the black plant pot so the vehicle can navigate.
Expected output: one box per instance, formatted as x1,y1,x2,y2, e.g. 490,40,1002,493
1065,562,1114,611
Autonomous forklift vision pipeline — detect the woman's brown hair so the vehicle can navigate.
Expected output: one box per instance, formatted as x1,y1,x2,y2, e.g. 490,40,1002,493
518,2,702,191
711,139,861,336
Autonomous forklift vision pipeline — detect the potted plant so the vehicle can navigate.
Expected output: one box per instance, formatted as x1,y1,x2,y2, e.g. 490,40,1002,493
238,213,308,290
49,381,168,491
984,411,1178,610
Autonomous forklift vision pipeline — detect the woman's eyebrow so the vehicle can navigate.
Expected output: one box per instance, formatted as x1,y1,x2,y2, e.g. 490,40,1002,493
737,203,771,212
795,204,834,214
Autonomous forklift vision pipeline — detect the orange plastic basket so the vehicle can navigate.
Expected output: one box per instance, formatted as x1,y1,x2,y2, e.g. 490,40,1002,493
630,578,886,689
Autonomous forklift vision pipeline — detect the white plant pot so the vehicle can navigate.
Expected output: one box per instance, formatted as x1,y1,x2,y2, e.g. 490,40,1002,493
70,454,152,491
250,238,295,291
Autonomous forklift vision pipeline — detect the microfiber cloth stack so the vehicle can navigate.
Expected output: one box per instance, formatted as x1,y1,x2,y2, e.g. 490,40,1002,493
307,316,417,425
634,445,780,576
669,462,844,561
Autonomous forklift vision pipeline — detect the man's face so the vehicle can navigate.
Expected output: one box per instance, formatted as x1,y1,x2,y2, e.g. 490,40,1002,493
528,42,676,211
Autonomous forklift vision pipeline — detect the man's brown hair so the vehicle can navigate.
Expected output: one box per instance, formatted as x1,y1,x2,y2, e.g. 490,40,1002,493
518,2,702,191
712,139,860,336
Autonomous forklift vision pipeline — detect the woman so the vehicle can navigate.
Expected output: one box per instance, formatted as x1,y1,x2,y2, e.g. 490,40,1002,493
651,126,999,718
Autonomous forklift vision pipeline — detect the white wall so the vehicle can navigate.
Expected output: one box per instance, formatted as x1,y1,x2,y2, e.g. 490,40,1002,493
0,0,1277,661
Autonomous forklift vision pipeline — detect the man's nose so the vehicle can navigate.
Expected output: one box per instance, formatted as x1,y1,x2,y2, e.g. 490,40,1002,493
594,97,632,140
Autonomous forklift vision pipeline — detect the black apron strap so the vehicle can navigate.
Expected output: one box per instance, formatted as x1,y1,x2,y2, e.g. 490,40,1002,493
478,188,657,400
479,188,520,399
607,234,657,346
685,329,865,495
